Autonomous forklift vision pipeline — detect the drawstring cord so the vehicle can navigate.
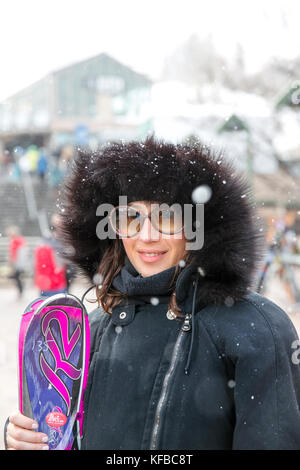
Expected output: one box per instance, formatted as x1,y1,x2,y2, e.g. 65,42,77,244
184,272,200,375
81,285,96,303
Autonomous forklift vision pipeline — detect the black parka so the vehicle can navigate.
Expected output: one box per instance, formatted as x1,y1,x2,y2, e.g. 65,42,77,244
57,138,300,449
80,257,300,450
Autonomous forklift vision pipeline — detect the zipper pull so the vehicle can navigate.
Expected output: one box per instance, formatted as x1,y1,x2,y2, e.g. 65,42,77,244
181,313,191,332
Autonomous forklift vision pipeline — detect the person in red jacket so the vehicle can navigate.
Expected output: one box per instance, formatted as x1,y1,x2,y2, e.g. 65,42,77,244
34,214,67,297
7,225,28,298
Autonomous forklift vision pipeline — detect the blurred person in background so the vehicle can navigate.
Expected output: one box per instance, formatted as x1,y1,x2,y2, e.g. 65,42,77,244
256,210,300,303
59,144,74,178
37,147,48,182
26,145,39,175
48,148,65,189
6,225,29,299
10,146,23,182
281,211,299,255
19,150,31,174
34,213,67,297
0,150,14,181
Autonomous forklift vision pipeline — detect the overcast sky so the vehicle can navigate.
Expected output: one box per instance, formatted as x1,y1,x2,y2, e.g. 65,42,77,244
0,0,299,101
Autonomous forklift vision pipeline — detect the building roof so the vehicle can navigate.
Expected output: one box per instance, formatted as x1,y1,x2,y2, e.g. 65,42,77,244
276,84,300,110
0,52,152,104
52,52,151,83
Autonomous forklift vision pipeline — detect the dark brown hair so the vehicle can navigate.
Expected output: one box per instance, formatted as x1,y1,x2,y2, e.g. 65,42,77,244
94,238,195,318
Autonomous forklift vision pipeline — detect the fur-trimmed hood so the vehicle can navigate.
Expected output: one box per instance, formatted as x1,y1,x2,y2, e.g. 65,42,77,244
60,136,264,306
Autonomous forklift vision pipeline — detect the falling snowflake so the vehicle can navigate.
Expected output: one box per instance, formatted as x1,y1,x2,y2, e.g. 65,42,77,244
227,380,236,388
191,185,212,204
150,297,159,306
93,273,104,285
224,296,235,307
197,267,205,277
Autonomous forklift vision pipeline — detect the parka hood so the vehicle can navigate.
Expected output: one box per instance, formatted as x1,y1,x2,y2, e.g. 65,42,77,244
60,136,265,307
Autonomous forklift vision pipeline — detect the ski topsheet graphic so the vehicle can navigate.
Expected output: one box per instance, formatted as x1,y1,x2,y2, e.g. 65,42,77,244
18,294,90,450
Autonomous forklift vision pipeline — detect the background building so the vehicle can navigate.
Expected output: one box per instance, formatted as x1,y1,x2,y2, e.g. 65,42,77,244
0,53,152,153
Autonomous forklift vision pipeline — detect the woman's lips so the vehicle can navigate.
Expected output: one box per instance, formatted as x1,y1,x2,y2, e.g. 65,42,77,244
137,251,167,263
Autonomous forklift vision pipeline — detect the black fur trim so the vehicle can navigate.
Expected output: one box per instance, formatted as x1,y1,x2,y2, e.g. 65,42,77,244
60,136,265,306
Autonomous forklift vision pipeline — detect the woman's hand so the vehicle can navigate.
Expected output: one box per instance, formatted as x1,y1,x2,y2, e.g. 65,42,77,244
6,411,49,450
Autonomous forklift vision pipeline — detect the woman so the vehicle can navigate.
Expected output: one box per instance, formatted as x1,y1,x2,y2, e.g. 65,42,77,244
5,137,300,450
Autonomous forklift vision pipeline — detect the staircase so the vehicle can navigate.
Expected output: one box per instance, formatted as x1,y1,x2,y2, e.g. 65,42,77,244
0,177,59,267
0,178,58,238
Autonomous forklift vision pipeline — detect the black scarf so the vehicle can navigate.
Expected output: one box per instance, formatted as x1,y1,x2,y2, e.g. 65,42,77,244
112,255,202,311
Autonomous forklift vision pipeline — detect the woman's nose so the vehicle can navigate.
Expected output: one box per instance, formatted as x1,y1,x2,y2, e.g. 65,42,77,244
138,215,160,241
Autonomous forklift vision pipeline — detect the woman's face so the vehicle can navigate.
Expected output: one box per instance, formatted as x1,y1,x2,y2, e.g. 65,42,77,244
121,201,187,277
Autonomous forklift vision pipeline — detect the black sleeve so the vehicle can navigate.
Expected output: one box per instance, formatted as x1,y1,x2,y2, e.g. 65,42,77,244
231,297,300,449
201,293,300,449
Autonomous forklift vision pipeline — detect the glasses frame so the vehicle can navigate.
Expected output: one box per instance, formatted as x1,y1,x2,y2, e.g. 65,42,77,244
108,204,185,238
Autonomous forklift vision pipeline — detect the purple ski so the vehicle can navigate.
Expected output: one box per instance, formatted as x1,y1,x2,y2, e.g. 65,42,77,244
18,293,90,450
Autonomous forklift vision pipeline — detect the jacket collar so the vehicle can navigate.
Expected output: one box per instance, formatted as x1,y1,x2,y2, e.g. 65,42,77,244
111,255,177,299
110,256,205,323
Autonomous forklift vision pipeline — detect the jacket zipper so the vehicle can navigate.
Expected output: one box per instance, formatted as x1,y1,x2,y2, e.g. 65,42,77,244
150,313,191,450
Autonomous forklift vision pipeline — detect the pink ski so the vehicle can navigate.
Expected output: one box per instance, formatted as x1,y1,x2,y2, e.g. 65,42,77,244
18,293,90,450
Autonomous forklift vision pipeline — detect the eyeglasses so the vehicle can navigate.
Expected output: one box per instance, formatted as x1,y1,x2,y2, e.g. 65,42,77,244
109,205,184,237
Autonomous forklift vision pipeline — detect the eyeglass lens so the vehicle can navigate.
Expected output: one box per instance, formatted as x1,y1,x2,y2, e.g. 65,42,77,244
110,206,184,236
